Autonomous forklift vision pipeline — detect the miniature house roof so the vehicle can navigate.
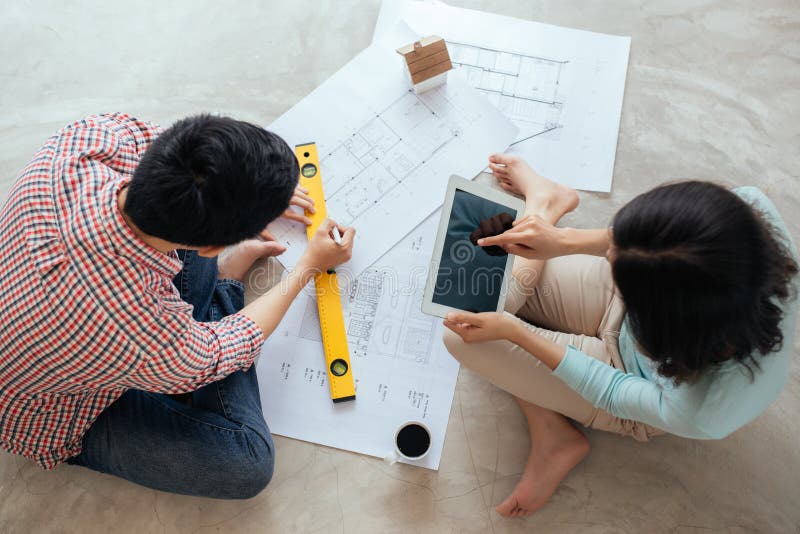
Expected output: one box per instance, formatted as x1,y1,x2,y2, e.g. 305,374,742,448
396,35,453,85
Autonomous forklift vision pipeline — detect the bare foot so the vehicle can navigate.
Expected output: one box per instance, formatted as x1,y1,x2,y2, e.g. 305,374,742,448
488,153,579,223
495,402,590,518
217,235,286,282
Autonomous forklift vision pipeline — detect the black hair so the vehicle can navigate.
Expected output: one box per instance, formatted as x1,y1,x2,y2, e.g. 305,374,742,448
611,181,798,384
125,114,298,247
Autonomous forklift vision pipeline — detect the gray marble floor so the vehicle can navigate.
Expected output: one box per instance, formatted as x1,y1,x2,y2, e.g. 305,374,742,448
1,1,798,532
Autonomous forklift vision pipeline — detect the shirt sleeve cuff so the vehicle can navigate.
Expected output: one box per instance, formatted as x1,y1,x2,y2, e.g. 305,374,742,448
224,312,265,363
552,345,589,388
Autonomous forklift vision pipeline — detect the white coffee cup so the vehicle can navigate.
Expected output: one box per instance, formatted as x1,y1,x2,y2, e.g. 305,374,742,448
384,421,432,465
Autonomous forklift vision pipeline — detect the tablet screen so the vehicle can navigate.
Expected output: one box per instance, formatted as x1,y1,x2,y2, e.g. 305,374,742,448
432,189,519,313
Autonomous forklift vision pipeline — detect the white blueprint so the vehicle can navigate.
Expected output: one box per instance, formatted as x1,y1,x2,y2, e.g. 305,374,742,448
374,0,631,192
256,214,459,470
266,24,518,278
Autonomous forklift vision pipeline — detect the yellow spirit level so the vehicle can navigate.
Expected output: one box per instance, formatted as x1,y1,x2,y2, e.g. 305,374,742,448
295,142,356,403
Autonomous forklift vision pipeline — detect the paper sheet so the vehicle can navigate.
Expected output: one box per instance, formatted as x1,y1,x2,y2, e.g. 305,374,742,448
266,23,518,278
257,214,458,469
374,0,631,192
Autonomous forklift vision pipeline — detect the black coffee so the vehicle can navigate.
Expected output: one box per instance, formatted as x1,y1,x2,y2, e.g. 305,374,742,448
396,423,431,458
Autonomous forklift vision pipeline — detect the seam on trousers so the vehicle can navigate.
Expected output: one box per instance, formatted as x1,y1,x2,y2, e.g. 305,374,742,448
144,391,245,433
217,379,233,420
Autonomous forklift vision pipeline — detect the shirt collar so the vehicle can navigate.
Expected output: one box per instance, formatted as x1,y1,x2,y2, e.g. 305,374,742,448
101,176,183,277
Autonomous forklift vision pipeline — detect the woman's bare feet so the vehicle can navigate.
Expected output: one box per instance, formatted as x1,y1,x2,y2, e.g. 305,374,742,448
488,153,579,224
217,232,286,282
496,399,590,518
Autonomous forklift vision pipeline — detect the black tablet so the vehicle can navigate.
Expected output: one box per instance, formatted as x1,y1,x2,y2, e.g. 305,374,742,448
422,175,524,317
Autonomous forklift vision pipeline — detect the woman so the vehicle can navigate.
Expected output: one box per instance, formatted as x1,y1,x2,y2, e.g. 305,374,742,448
443,154,798,517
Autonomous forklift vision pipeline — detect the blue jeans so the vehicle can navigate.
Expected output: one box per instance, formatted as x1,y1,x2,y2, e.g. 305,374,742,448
66,251,274,499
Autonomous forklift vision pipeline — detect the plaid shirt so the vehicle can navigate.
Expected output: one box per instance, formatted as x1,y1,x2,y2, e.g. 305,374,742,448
0,114,264,469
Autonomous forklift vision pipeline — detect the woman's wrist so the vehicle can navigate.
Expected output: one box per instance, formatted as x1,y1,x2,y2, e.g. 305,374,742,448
558,227,581,255
503,317,527,345
501,316,566,370
558,227,610,257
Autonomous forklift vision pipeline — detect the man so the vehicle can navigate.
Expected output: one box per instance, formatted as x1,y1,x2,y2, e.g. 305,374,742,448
0,113,354,498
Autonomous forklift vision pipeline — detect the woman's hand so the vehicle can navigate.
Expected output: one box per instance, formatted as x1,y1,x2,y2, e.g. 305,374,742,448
445,310,568,370
297,218,355,275
281,186,316,226
476,215,569,260
470,212,515,257
443,311,518,343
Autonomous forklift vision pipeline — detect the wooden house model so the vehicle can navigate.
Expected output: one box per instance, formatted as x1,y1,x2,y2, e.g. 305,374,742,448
396,35,453,94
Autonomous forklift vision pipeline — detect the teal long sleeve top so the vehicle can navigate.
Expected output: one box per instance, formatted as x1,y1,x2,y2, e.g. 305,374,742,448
552,187,798,439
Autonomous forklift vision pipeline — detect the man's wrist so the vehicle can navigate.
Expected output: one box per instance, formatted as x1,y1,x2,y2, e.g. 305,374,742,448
290,258,318,287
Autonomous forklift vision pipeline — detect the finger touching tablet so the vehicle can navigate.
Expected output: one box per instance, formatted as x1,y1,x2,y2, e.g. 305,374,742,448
422,175,524,318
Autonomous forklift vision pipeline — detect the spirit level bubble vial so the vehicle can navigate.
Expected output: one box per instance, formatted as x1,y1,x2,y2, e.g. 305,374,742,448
295,142,356,403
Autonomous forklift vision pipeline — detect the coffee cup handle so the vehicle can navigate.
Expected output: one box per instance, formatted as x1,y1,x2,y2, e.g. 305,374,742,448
383,450,400,465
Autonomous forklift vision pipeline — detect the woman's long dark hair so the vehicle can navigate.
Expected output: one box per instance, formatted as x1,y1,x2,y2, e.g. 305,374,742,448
611,182,797,384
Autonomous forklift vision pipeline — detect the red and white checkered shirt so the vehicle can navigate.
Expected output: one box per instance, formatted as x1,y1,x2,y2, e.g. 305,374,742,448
0,113,265,469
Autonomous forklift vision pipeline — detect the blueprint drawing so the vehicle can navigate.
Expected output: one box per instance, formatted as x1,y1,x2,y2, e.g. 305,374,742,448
448,41,567,143
257,215,459,470
374,0,631,192
267,25,517,277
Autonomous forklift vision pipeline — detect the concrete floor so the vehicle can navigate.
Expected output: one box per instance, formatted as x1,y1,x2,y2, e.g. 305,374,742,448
1,1,799,532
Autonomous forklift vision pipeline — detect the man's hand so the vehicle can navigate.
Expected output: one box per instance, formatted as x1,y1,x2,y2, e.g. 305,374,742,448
256,229,288,254
218,231,286,282
240,219,352,341
280,186,316,226
297,219,355,274
477,215,569,260
443,311,517,343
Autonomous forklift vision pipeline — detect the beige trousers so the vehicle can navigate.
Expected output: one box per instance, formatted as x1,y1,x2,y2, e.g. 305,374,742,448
443,254,663,441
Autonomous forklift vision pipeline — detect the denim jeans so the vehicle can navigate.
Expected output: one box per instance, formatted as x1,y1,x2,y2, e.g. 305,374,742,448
66,251,274,499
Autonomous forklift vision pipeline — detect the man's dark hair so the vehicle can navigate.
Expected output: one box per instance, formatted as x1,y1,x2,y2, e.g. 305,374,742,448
125,114,298,247
611,181,797,384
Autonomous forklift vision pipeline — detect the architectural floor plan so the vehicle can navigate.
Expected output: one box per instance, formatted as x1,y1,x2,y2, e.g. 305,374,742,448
346,265,435,364
266,28,517,277
374,0,631,192
448,41,567,144
322,89,477,227
257,215,458,470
